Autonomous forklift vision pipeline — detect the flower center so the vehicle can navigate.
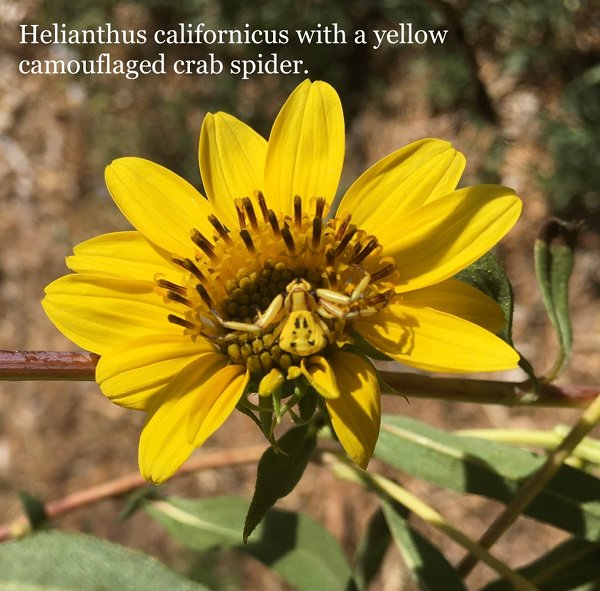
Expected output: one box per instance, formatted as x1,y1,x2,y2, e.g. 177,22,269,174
158,192,397,377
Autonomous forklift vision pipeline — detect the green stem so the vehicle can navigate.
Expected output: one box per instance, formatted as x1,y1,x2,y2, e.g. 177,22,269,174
327,455,538,591
457,391,600,578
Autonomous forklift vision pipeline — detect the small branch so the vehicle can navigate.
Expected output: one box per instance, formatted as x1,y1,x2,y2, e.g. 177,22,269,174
0,350,97,380
457,391,600,578
1,351,598,408
0,445,267,542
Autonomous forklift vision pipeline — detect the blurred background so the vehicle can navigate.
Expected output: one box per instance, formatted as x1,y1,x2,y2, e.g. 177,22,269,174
1,0,599,589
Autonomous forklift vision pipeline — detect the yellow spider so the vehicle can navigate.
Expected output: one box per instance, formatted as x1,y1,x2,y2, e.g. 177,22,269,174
214,273,375,356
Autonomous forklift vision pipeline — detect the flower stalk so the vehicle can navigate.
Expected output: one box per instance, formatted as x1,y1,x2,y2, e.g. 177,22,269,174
1,350,596,408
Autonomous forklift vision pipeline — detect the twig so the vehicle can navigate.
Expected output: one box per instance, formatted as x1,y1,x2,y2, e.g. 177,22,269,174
457,391,600,578
1,350,597,408
0,445,267,542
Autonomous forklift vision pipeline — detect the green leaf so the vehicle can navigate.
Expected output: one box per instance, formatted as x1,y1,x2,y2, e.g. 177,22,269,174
482,537,600,591
376,416,600,541
244,424,317,542
0,531,207,591
18,491,48,531
352,509,392,591
146,496,357,591
380,500,467,591
534,218,580,379
455,251,514,345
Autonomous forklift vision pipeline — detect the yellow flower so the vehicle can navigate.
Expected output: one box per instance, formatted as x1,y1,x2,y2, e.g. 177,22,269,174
42,80,521,483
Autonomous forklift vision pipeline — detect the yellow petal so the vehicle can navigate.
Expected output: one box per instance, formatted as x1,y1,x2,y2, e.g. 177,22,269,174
96,335,216,410
264,80,344,214
338,139,465,229
356,303,520,373
67,231,180,283
324,351,381,469
138,354,230,483
401,278,507,334
42,274,180,355
300,356,341,399
187,365,249,447
199,112,267,229
381,185,522,292
105,157,215,257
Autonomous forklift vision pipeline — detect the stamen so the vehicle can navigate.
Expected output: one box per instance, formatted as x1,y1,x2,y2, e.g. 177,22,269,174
335,214,352,241
335,224,357,257
267,210,281,238
281,225,296,254
311,217,322,249
166,292,193,307
325,247,336,267
242,197,259,231
256,191,269,222
370,263,397,283
364,290,394,307
351,237,379,264
208,214,233,245
191,229,218,262
239,229,256,254
294,195,302,229
234,198,246,229
195,283,213,308
172,257,205,282
156,278,187,295
314,197,326,219
167,314,197,330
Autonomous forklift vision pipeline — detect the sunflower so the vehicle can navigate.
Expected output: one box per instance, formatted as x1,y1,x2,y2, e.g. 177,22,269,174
43,80,521,483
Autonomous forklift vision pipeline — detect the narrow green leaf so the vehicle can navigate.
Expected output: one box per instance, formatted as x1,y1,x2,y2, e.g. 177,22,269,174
376,416,600,541
380,500,467,591
0,531,207,591
482,537,600,591
244,424,317,541
18,491,48,531
146,496,357,591
534,218,580,378
352,509,392,590
455,252,514,345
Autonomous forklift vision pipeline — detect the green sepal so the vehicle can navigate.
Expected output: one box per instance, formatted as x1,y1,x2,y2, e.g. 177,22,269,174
534,218,580,380
243,424,317,542
119,486,163,521
455,251,515,345
18,491,49,532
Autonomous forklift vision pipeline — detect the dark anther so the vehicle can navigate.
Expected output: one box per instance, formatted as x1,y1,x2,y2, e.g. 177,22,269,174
325,246,336,267
294,195,302,229
351,237,379,265
256,191,269,222
172,257,205,282
311,217,322,249
267,210,281,238
166,292,193,307
370,263,397,283
242,197,259,231
364,289,394,307
156,278,187,296
208,214,233,245
314,197,326,219
234,198,246,229
335,224,357,257
195,283,213,307
167,314,197,330
281,225,296,254
239,228,256,254
335,214,352,241
191,229,217,262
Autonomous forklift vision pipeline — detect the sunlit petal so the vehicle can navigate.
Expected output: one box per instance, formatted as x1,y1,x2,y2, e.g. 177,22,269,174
356,302,520,373
105,157,215,257
325,351,380,469
264,80,344,214
199,112,267,229
300,356,340,399
338,138,465,229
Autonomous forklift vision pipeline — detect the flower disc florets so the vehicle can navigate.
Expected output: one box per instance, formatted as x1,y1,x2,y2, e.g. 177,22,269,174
158,192,397,378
